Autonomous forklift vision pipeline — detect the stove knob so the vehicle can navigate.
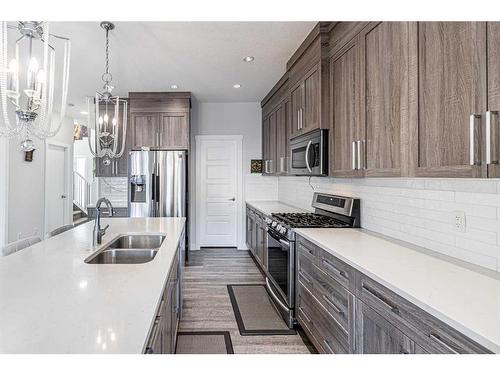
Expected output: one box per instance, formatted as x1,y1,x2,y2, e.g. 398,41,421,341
280,227,287,235
265,218,272,224
271,221,277,228
276,224,282,231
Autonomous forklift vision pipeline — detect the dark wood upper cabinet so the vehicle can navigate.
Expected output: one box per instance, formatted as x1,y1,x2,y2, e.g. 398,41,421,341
408,22,487,178
360,22,409,177
158,112,189,150
486,22,500,178
131,112,159,149
287,23,331,139
329,39,360,177
129,92,191,151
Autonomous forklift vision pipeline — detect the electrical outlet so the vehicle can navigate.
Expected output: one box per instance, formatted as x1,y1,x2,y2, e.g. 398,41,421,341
452,211,466,233
17,232,22,240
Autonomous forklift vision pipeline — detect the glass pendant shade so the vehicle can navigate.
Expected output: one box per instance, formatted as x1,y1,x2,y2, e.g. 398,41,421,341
87,21,127,163
0,21,71,150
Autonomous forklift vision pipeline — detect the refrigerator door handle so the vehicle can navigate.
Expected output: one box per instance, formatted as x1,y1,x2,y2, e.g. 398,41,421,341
151,172,156,216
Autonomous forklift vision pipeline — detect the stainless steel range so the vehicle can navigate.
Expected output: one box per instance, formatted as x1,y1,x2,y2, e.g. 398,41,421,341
264,193,360,328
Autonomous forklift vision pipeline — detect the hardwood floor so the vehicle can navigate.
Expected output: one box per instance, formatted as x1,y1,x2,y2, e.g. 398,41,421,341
179,248,313,354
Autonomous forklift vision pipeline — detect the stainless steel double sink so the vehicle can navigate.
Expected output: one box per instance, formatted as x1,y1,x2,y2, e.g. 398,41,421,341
85,234,166,264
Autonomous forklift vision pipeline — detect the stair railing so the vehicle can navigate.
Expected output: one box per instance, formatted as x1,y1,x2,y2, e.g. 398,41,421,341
73,171,91,215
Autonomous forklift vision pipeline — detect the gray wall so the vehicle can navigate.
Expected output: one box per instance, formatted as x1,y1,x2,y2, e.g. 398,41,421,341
189,100,278,250
7,115,74,242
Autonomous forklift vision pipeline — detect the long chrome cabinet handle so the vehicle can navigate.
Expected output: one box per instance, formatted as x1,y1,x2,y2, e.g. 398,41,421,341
298,306,312,323
362,284,399,313
352,141,357,170
429,333,459,354
357,140,363,170
322,339,335,354
322,258,348,279
297,109,301,130
298,271,313,285
469,114,481,166
322,294,342,314
486,110,500,165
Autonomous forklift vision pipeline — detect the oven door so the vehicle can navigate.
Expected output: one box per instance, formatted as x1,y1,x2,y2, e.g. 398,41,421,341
265,227,294,311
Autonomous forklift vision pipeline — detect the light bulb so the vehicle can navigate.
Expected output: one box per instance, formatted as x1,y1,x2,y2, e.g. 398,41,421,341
103,113,109,123
28,57,39,73
36,70,45,83
112,117,117,126
8,59,18,73
98,116,104,125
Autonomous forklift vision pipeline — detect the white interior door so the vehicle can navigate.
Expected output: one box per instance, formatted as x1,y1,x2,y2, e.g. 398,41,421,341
46,142,69,234
197,137,240,247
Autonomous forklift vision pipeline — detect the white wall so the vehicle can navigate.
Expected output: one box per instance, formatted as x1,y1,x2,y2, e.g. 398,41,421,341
190,100,278,249
0,138,8,246
278,176,500,272
8,115,74,242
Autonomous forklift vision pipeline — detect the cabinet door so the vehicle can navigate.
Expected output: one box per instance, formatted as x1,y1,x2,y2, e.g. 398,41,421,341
409,22,487,178
276,100,290,174
486,22,500,177
290,82,304,138
329,40,361,177
158,112,189,150
246,212,254,250
268,111,277,174
303,64,321,133
355,300,413,354
131,112,159,149
361,22,409,177
256,221,266,268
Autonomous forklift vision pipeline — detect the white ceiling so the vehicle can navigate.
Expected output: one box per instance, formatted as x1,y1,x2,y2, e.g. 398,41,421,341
46,22,316,120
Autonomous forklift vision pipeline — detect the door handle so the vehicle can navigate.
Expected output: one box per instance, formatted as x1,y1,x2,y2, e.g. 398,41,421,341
61,195,67,199
352,141,357,170
469,114,482,166
357,140,363,170
305,140,313,173
228,197,236,201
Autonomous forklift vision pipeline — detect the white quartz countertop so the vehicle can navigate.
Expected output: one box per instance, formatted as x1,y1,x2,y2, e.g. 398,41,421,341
0,217,185,354
294,228,500,353
246,200,309,216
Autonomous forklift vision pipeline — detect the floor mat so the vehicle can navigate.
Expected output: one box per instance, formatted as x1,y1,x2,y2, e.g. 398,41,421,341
227,284,296,336
175,331,234,354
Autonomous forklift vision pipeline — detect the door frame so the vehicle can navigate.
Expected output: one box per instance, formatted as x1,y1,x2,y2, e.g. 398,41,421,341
195,135,243,250
44,140,72,237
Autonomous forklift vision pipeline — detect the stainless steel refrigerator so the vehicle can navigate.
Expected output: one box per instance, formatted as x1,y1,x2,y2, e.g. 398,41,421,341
128,150,187,219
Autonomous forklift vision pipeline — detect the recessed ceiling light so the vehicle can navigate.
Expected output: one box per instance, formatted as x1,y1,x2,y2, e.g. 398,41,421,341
233,84,242,89
170,84,178,89
80,111,89,115
243,56,255,62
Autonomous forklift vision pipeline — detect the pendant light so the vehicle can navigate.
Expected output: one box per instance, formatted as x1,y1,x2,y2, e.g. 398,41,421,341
0,21,71,151
87,21,127,166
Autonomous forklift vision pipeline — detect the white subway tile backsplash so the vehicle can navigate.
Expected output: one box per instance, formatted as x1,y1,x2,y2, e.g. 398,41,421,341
278,176,500,272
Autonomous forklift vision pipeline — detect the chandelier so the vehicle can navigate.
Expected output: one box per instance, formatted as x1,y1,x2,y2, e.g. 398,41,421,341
0,21,71,151
87,22,127,166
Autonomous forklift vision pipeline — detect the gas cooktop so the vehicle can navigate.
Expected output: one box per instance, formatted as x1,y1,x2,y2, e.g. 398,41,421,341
271,212,351,228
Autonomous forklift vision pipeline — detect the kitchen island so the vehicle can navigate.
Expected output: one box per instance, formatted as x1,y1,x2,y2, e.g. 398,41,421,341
0,217,185,354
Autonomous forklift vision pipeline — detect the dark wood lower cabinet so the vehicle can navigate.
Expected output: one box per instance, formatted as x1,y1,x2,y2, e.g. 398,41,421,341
295,234,492,354
145,235,183,354
355,300,413,354
245,205,267,271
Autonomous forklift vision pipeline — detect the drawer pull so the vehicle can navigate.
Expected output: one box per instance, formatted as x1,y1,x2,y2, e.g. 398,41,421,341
322,258,348,279
322,339,334,354
322,294,343,315
298,306,312,324
429,333,459,354
362,284,399,314
399,349,409,354
299,271,313,285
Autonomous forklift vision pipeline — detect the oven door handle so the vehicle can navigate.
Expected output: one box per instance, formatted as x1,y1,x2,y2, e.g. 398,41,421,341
266,227,290,246
305,140,313,173
266,277,290,312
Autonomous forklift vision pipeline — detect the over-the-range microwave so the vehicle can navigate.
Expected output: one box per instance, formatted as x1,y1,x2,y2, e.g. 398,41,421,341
289,129,328,176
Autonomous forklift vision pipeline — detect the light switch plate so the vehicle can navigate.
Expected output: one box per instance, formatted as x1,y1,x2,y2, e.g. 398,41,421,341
452,211,466,233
